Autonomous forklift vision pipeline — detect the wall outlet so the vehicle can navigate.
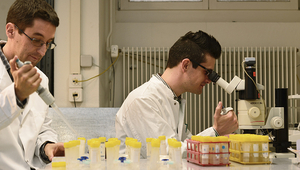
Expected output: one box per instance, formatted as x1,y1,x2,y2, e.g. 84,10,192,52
69,74,82,88
69,88,83,102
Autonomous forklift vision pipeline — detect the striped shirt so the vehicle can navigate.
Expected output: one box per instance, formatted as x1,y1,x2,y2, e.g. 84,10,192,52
0,41,26,108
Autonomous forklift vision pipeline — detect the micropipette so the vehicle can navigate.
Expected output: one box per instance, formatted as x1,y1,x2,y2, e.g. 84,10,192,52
16,59,79,138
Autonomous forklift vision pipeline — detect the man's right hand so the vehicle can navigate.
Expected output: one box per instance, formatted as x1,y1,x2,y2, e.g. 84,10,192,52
10,56,41,102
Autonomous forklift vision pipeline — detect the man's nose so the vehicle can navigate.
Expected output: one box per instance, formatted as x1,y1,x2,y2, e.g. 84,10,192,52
206,75,212,84
37,44,47,56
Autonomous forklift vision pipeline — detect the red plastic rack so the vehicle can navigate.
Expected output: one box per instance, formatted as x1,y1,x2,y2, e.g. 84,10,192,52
186,139,230,166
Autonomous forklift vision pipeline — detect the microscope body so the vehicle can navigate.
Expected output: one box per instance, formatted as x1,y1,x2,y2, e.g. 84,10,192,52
209,57,284,130
236,58,284,130
209,57,288,152
238,99,265,126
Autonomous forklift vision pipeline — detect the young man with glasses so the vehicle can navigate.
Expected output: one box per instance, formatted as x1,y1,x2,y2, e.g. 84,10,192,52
115,30,239,158
0,0,64,169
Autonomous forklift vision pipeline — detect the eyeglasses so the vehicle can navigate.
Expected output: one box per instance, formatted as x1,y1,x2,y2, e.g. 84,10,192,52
190,59,213,76
15,25,56,50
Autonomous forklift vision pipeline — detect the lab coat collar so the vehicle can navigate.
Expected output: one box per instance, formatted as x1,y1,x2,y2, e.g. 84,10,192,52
154,73,182,102
0,60,12,91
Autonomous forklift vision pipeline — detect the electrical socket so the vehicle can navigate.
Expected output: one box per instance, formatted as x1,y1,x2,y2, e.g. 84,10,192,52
69,74,82,88
69,88,83,102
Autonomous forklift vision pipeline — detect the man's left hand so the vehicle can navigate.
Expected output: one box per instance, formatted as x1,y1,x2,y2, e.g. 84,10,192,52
213,101,238,136
44,142,65,161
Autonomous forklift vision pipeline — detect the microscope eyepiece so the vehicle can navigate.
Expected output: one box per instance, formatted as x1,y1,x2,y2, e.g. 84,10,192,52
208,71,220,83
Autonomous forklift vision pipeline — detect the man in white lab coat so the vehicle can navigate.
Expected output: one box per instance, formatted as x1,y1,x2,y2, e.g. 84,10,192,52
115,30,239,158
0,0,64,169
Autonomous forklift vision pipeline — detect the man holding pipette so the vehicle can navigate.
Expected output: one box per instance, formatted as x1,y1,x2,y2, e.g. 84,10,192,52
115,30,239,158
0,0,64,169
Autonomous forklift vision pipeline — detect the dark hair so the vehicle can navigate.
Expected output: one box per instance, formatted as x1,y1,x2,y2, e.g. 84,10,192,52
6,0,59,33
166,30,221,69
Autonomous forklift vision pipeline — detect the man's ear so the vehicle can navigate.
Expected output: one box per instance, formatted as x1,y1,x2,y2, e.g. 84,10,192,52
6,23,16,39
181,58,191,72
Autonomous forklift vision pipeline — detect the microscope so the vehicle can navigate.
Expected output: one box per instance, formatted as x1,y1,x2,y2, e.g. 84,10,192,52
209,57,290,153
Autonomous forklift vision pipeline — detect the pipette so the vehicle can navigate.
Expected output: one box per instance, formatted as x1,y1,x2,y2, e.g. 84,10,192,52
16,59,78,138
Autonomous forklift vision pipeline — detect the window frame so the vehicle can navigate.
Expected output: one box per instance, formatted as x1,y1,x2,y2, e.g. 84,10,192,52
118,0,299,10
209,0,299,10
118,0,208,10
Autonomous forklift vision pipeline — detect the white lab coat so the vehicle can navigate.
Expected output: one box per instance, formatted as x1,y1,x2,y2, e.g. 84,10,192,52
0,59,57,170
115,75,215,158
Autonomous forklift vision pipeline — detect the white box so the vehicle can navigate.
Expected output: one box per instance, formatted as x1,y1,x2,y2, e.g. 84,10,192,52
81,55,93,67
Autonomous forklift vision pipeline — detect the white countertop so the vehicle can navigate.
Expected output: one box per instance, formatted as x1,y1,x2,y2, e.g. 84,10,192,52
39,157,300,170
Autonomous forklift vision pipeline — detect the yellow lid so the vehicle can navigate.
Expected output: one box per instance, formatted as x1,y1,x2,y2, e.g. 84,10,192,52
202,136,211,143
90,140,100,148
72,140,81,146
168,138,176,145
146,138,153,143
128,140,136,147
260,135,269,142
78,137,86,142
229,134,235,139
126,137,134,141
52,162,66,167
108,138,118,141
116,140,121,145
168,139,173,147
64,142,72,148
251,135,259,142
125,140,130,146
105,141,116,148
173,141,182,148
151,139,160,148
242,134,252,142
196,136,203,142
235,134,243,142
158,136,166,140
211,137,219,142
131,141,142,148
191,136,197,141
87,139,94,146
98,137,106,143
217,136,228,142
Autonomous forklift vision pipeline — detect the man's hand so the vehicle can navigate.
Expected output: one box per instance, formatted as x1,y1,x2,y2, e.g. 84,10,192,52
10,56,41,101
213,101,238,136
44,142,65,161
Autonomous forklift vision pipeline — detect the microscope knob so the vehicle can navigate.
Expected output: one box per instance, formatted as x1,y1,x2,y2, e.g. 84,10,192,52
270,117,284,129
248,107,260,118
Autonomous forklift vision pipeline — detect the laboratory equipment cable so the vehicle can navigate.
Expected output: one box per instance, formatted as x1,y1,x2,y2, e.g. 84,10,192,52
241,61,267,120
73,50,120,108
75,52,120,84
124,52,168,70
73,94,77,108
110,55,115,107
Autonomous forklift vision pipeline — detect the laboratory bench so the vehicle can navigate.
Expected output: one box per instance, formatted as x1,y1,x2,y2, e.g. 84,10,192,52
46,108,300,169
39,157,300,170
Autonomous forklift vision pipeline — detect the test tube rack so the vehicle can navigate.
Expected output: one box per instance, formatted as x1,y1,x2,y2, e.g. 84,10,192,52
229,134,271,165
186,138,230,166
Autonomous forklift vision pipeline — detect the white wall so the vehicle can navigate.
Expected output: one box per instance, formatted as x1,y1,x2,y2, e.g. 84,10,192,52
54,0,111,107
0,0,14,40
